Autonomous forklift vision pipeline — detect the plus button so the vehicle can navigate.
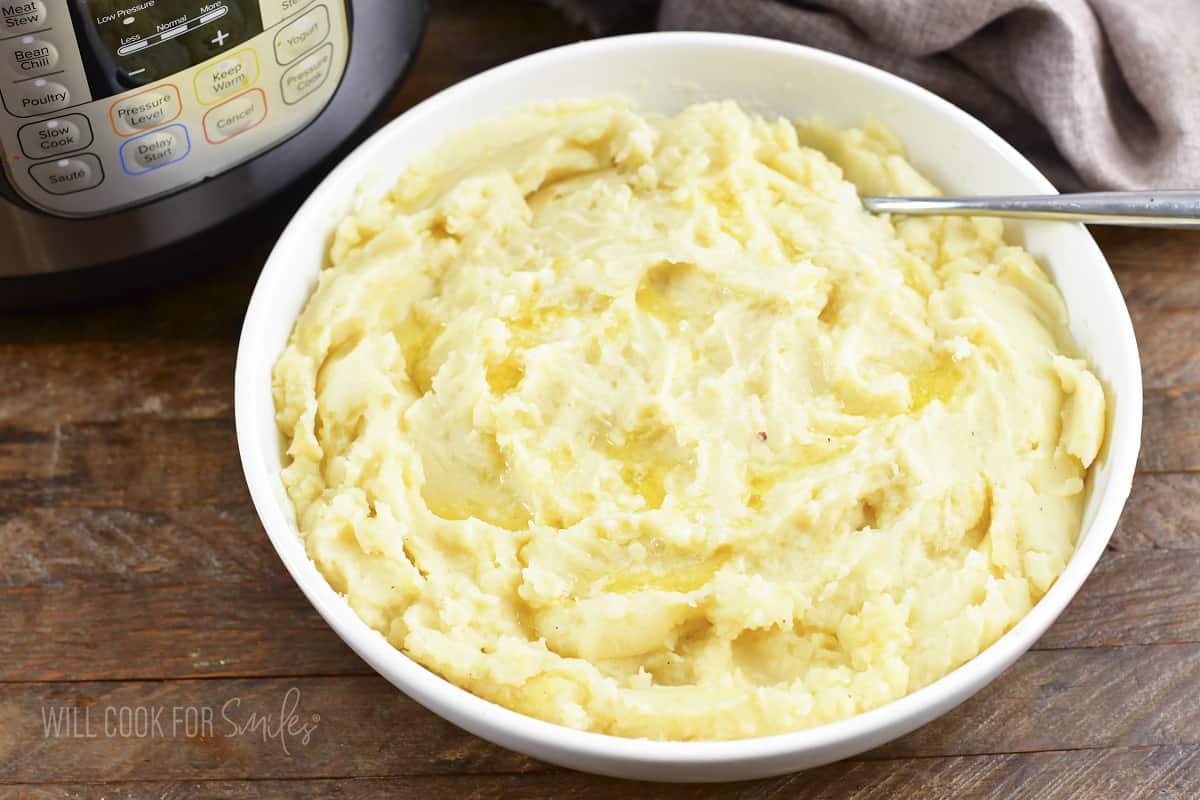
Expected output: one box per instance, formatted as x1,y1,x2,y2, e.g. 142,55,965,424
211,29,229,47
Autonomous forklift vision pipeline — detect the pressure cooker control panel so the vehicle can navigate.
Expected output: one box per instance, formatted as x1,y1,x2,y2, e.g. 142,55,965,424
0,0,350,217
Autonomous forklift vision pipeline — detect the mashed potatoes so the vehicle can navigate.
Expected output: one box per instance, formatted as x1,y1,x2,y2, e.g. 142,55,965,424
273,99,1106,740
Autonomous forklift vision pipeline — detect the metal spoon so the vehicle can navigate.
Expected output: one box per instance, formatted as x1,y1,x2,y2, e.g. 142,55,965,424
862,191,1200,229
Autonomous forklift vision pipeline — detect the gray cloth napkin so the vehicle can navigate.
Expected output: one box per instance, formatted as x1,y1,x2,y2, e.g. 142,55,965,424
549,0,1200,191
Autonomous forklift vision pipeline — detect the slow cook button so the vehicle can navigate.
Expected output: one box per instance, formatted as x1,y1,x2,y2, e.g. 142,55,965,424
274,4,328,64
4,35,58,77
109,85,182,136
194,48,259,105
9,77,69,116
17,113,93,159
2,1,48,35
29,154,104,195
280,42,332,104
120,124,190,174
203,88,267,143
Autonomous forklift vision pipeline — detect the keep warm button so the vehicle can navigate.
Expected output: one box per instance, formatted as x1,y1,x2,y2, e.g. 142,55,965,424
203,88,267,144
120,124,190,175
195,49,259,105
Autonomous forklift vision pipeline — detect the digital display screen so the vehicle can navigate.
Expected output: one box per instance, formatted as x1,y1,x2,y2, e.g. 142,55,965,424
75,1,263,93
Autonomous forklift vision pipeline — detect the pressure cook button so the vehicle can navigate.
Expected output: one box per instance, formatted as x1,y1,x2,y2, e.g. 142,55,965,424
17,113,92,159
109,85,182,136
120,124,190,174
194,48,259,105
203,88,266,143
280,42,332,105
9,77,69,116
4,35,58,77
29,154,104,195
1,1,48,35
274,4,328,64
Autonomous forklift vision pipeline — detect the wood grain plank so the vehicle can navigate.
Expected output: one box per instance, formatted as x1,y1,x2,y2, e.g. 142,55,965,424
0,418,244,509
1117,269,1200,309
5,745,1200,800
1110,473,1200,550
2,549,1196,683
0,344,234,429
1096,228,1200,274
1140,388,1200,473
1132,307,1200,389
0,506,279,588
1033,551,1200,649
0,646,1197,784
0,583,369,681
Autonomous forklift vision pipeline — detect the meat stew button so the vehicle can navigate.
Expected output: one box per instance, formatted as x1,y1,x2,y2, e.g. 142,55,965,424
29,154,103,195
18,113,93,159
1,1,48,35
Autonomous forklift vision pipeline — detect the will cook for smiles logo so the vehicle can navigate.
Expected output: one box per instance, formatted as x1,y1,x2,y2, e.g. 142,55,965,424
40,687,320,755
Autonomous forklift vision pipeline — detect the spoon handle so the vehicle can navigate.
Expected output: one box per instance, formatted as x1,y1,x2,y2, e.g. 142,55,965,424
862,191,1200,229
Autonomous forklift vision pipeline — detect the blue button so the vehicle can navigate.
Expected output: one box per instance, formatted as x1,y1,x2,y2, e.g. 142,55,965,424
120,124,190,175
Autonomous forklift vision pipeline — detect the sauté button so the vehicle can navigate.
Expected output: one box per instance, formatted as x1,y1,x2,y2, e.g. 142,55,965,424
4,35,57,77
194,48,259,105
203,87,267,143
29,154,104,195
1,1,48,35
120,124,190,174
274,4,328,64
109,85,182,136
9,77,69,116
260,0,312,27
280,42,332,104
17,113,92,159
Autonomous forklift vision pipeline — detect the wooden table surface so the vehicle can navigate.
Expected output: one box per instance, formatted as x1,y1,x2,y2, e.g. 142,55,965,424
3,1,1198,797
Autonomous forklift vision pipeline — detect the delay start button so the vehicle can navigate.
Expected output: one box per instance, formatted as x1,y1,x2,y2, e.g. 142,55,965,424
17,113,93,159
1,1,47,36
203,88,267,143
120,123,190,175
109,85,182,136
29,154,104,195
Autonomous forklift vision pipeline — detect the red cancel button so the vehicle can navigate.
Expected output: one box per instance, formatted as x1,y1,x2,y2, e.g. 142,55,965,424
202,88,268,144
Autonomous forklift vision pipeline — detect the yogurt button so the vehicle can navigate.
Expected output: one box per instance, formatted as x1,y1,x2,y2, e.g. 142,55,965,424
10,77,69,116
18,113,93,159
29,154,104,195
1,1,48,35
274,4,329,64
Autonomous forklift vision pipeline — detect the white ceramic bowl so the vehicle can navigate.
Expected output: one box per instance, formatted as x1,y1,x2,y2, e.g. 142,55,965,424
235,33,1142,782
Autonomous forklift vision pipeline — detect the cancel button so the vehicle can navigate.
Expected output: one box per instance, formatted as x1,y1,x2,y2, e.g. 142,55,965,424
203,88,267,144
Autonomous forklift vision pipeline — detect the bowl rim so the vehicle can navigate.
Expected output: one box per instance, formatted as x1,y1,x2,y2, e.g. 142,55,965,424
235,31,1143,766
